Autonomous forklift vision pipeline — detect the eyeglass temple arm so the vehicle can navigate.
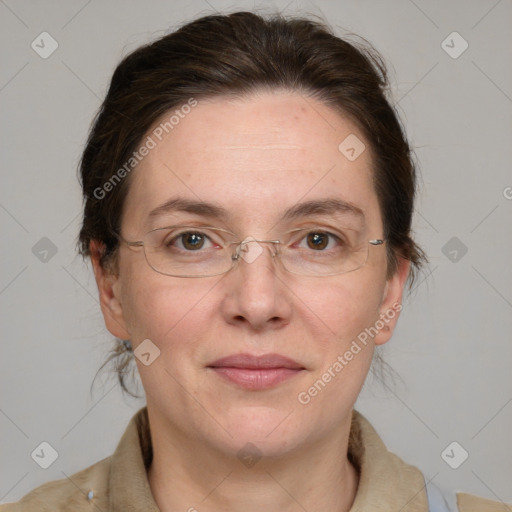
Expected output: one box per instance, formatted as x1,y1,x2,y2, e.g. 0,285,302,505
119,237,144,248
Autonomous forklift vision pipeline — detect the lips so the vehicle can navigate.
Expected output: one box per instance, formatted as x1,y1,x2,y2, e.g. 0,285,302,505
207,353,305,390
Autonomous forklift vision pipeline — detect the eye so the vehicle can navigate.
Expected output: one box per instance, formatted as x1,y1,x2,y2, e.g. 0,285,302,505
296,231,343,251
165,231,215,251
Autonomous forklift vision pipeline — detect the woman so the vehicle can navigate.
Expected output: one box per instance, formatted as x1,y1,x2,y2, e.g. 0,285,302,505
1,11,506,512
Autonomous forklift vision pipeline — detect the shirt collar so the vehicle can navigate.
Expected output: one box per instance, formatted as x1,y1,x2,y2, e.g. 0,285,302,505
108,407,428,511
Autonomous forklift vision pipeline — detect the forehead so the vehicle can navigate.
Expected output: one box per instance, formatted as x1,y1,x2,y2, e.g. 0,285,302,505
122,91,382,233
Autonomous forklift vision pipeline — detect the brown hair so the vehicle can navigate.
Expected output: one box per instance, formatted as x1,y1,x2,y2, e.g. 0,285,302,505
80,11,426,397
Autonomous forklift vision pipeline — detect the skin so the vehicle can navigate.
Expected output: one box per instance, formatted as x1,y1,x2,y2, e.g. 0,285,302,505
91,90,410,512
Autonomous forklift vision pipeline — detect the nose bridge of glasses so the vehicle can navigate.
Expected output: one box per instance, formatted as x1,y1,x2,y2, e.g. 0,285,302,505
233,237,280,264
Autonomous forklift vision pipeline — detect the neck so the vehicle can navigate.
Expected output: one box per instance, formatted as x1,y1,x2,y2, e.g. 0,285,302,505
147,408,359,512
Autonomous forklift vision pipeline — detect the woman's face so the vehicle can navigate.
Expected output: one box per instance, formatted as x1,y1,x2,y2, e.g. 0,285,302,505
95,91,408,458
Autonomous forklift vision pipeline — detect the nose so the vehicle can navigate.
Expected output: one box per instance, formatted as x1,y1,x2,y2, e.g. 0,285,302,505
220,239,292,332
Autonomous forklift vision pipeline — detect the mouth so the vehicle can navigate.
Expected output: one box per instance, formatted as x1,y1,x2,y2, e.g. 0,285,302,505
207,353,305,390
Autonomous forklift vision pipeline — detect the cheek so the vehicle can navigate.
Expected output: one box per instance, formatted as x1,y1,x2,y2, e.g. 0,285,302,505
119,265,221,354
289,277,385,434
294,273,384,348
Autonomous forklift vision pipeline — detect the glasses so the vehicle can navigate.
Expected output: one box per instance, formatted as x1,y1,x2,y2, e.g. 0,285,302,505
119,225,385,278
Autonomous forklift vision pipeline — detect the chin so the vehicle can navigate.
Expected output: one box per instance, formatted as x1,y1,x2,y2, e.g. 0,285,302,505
215,405,306,457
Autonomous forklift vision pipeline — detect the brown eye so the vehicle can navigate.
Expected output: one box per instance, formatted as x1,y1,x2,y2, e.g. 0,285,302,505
306,232,329,250
180,232,206,250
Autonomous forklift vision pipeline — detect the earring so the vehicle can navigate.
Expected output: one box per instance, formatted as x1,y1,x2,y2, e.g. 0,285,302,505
120,339,132,352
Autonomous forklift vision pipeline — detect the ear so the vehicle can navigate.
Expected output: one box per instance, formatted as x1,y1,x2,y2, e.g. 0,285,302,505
89,240,130,340
373,257,410,346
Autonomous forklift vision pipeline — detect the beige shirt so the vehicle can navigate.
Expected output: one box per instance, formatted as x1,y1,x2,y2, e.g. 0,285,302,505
1,407,508,511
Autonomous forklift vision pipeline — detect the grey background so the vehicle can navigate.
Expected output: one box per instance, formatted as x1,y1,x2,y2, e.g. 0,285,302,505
1,0,511,505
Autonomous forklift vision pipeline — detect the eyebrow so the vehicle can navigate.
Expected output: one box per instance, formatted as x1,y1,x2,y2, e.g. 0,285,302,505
147,197,365,223
282,198,364,222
